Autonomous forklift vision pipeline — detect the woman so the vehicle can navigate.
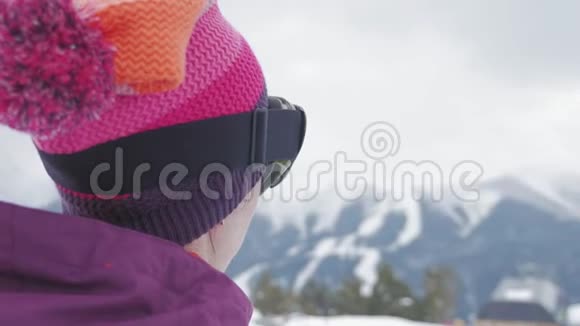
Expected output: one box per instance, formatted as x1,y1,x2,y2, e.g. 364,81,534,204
0,0,306,325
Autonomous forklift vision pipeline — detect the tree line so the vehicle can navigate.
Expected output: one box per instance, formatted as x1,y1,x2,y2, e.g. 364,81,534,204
252,264,457,323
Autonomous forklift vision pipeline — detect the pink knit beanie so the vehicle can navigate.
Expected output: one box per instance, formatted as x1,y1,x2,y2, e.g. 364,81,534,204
0,0,267,244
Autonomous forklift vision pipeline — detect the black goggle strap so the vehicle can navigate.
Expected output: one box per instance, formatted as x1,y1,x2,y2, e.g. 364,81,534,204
37,100,307,196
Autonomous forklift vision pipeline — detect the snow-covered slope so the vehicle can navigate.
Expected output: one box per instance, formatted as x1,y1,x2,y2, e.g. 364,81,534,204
234,173,580,319
568,304,580,326
252,315,439,326
256,173,580,249
482,175,580,217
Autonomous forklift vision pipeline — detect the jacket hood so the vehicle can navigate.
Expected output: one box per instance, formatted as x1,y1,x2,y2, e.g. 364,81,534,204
0,201,253,326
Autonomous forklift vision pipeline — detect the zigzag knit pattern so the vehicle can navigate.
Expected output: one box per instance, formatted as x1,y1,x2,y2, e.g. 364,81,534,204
95,0,206,94
35,0,266,154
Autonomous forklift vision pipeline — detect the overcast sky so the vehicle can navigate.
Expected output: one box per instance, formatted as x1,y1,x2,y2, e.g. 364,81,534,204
221,0,580,186
1,0,579,207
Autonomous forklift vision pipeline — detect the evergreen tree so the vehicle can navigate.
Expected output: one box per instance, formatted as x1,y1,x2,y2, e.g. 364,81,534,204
367,264,422,320
333,265,422,319
334,278,368,315
421,266,457,323
252,263,458,322
298,280,335,316
253,271,296,316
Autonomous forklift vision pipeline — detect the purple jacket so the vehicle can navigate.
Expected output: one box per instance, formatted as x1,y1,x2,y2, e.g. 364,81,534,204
0,201,253,326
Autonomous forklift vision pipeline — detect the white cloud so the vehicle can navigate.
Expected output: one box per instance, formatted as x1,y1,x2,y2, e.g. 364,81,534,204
221,0,580,183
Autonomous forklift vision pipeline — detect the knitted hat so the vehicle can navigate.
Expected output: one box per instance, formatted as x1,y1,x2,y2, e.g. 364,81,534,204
0,0,267,245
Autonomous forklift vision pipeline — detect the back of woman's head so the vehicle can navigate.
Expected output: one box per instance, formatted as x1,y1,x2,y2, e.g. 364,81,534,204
0,0,267,246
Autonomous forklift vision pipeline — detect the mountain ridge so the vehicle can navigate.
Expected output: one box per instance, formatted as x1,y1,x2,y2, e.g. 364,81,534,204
232,174,580,318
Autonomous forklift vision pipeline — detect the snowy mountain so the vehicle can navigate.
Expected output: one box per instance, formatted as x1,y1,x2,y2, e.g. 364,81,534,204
231,174,580,318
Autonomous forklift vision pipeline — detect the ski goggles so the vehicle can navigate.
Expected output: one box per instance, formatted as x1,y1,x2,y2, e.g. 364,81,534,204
38,96,307,197
259,97,306,193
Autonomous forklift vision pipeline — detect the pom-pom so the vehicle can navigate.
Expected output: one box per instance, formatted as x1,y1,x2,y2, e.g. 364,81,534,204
0,0,115,138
